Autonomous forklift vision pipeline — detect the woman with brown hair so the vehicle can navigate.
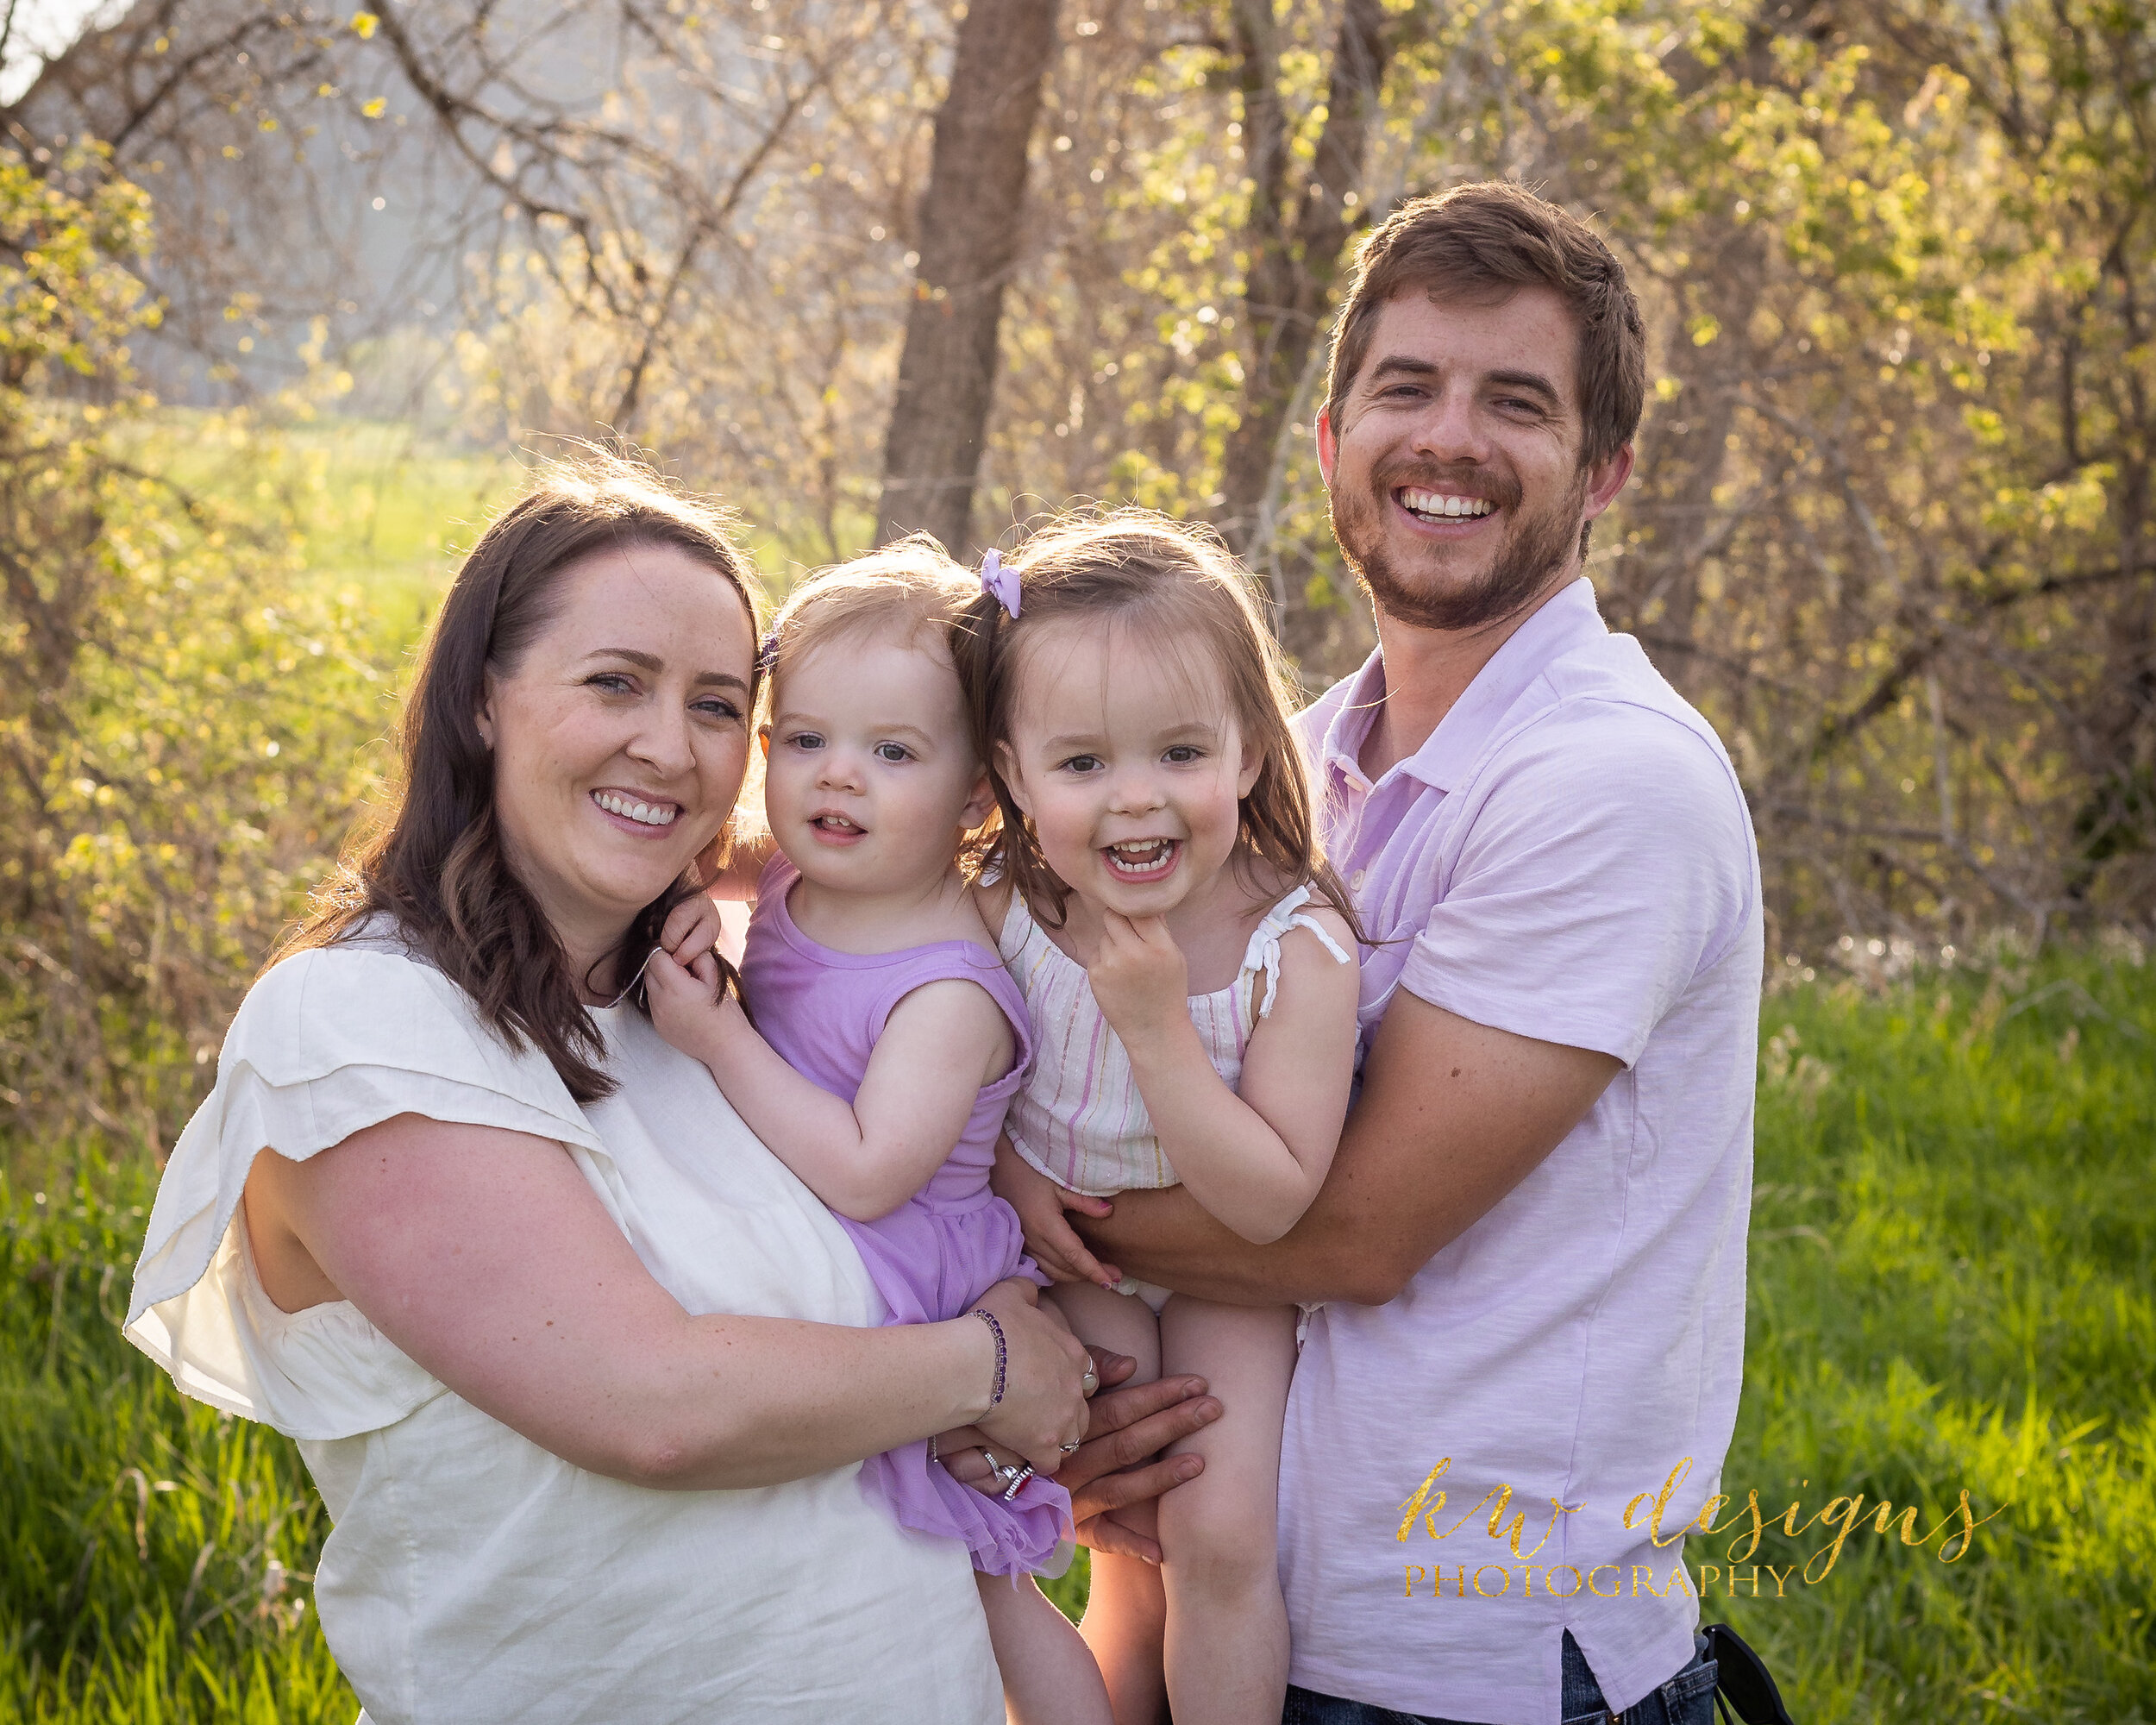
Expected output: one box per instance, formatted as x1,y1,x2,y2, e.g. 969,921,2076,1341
120,453,1107,1723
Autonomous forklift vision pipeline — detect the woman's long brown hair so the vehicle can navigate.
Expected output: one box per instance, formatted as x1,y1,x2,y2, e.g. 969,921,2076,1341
276,451,763,1103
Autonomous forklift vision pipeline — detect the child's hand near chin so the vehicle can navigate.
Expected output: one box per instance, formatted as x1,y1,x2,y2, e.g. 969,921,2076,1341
644,942,743,1062
1086,913,1189,1042
659,892,727,963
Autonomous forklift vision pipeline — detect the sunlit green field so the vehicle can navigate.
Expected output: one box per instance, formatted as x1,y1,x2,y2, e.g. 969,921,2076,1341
3,944,2149,1721
1712,943,2155,1722
107,412,526,626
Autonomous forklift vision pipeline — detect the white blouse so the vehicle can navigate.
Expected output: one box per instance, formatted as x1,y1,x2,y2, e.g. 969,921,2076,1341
124,942,1000,1725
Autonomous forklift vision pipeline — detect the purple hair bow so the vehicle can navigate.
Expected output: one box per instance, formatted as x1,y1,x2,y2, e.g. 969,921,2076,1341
980,549,1020,620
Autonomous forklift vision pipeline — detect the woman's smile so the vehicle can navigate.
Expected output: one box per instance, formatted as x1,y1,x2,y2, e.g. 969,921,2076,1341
590,787,685,831
478,541,756,979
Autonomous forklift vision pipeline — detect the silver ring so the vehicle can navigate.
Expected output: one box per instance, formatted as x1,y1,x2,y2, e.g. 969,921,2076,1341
1059,1440,1081,1454
928,1433,940,1463
980,1449,999,1471
998,1463,1035,1502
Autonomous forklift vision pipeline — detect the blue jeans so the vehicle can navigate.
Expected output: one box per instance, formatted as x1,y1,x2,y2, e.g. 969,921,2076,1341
1282,1630,1719,1725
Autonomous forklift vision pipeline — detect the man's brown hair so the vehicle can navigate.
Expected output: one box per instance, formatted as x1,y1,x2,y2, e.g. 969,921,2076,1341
1323,182,1645,469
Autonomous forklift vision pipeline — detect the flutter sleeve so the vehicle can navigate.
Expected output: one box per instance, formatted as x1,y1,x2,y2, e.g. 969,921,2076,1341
123,944,614,1440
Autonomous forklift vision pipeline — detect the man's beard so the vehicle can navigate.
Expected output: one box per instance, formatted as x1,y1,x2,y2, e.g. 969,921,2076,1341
1331,460,1589,633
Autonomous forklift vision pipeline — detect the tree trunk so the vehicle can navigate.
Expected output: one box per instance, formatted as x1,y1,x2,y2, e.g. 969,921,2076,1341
1212,0,1394,668
1605,244,1756,700
1611,0,1834,694
1216,0,1397,673
874,0,1060,556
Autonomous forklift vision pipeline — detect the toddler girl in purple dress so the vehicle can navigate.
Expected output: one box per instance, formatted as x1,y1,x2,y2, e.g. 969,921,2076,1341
647,543,1111,1725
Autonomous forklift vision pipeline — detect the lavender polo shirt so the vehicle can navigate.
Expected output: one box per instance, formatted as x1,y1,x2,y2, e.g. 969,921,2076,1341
1279,578,1762,1724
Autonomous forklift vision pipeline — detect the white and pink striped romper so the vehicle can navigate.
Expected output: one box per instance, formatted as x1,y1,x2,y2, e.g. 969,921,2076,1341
996,883,1354,1312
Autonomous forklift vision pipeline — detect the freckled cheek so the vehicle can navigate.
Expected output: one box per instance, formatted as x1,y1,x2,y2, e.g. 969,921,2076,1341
531,704,630,791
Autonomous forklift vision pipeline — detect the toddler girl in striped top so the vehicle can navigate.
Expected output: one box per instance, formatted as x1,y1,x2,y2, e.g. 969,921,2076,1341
957,513,1362,1725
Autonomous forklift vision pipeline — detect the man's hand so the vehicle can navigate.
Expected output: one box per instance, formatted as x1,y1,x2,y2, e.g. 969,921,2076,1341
1086,913,1190,1044
937,1350,1220,1562
990,1135,1122,1289
1062,1355,1220,1560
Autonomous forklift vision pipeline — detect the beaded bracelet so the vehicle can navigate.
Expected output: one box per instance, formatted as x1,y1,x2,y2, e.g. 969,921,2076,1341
968,1308,1007,1410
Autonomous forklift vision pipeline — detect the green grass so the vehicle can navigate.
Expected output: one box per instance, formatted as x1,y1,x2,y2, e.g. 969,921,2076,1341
0,1153,354,1722
109,411,526,628
1714,941,2156,1721
3,944,2151,1720
105,409,814,619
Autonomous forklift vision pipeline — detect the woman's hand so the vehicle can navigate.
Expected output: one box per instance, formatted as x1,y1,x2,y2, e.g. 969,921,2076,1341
246,1113,1057,1492
966,1278,1093,1472
940,1350,1222,1562
990,1135,1121,1289
1086,913,1190,1044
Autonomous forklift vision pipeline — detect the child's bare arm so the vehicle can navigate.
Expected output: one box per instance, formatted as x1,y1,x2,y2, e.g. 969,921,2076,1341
1089,912,1358,1245
693,830,777,903
646,949,1012,1222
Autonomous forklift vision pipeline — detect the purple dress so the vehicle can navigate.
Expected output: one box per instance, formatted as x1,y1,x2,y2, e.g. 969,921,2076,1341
740,856,1069,1578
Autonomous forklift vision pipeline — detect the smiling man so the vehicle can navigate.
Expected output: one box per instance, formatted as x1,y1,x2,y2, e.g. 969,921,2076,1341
1075,184,1764,1725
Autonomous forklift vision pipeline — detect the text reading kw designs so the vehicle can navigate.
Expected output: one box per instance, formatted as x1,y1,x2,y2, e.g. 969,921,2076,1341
1393,1457,2008,1600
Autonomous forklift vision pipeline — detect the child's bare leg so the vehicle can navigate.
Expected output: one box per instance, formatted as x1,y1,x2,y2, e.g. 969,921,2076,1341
1079,1537,1167,1725
975,1571,1113,1725
1045,1282,1169,1725
1155,1296,1297,1725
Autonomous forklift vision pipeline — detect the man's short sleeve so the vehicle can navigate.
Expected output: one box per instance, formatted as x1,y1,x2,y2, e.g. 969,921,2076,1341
1399,702,1755,1067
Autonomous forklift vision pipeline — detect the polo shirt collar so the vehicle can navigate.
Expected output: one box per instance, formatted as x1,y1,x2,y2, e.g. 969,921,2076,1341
1313,650,1389,795
1322,577,1609,797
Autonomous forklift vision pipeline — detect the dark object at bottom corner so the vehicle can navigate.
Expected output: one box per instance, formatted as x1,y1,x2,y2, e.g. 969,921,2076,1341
1705,1622,1796,1725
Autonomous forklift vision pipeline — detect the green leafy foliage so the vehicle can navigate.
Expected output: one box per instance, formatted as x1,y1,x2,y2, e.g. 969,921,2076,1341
0,150,413,1156
2,8,2152,1716
984,0,2156,938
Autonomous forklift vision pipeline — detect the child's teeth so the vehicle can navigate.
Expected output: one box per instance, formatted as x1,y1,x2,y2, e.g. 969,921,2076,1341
1106,839,1173,873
